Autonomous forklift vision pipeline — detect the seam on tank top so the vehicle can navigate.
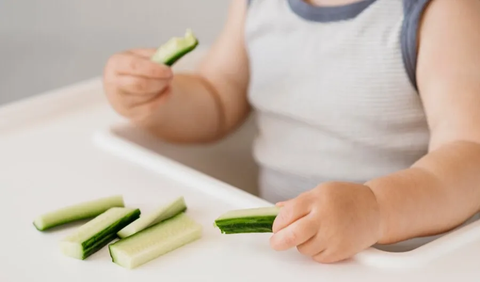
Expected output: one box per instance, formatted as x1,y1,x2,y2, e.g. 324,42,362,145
287,0,377,22
401,0,432,91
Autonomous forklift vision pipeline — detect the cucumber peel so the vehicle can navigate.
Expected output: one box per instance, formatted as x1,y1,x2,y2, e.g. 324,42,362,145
60,207,140,260
33,195,125,231
214,206,280,234
109,213,202,269
151,29,199,66
117,196,187,238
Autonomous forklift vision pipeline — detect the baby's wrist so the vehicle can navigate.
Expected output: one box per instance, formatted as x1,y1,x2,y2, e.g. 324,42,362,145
363,184,386,244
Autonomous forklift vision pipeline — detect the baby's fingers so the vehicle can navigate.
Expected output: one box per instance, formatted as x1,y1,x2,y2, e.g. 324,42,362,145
110,52,172,79
116,75,170,95
297,233,326,257
270,214,318,251
272,194,310,233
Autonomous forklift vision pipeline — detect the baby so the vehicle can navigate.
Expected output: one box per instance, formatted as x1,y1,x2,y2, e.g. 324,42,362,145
103,0,480,263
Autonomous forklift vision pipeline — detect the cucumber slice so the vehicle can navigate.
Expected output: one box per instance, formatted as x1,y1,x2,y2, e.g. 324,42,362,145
118,196,187,238
60,207,140,260
214,206,280,234
151,29,199,66
109,213,202,269
33,195,125,231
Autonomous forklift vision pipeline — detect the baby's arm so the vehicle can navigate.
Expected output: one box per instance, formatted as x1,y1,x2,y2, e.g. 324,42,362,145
269,0,480,264
367,0,480,244
104,0,249,143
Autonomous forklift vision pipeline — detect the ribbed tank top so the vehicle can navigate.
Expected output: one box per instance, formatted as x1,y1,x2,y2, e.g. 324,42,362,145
245,0,432,203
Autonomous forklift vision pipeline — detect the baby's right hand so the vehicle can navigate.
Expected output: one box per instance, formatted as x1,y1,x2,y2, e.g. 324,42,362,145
103,49,173,124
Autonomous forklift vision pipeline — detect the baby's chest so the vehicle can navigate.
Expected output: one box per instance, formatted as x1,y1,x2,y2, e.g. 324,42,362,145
247,31,422,128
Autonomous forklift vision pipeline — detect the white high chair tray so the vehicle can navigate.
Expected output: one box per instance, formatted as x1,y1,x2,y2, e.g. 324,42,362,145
0,78,479,282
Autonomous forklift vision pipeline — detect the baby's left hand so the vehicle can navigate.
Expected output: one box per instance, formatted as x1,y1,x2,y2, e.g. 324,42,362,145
270,182,383,263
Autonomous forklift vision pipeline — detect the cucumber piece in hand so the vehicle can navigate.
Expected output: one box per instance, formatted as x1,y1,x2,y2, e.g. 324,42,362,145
151,29,199,66
60,207,140,260
109,213,202,269
214,206,280,234
33,195,125,231
118,196,187,238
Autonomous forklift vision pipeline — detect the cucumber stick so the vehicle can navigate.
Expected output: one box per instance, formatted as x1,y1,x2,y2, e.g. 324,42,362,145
117,196,187,238
214,206,280,234
151,29,198,66
60,207,140,260
33,195,124,231
109,213,202,269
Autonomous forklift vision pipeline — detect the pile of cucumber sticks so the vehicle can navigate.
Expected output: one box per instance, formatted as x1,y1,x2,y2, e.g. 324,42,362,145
34,195,202,269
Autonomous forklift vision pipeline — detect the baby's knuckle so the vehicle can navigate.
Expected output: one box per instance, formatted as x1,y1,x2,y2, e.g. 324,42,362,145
309,187,324,199
276,210,290,224
317,183,340,201
292,196,310,210
134,79,148,92
129,59,140,71
284,229,299,245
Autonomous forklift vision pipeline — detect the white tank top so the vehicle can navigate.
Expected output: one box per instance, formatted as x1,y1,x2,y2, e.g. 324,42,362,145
245,0,432,202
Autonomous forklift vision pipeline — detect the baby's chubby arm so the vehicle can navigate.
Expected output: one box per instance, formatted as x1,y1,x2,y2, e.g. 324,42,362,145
367,0,480,244
270,0,480,263
103,0,249,143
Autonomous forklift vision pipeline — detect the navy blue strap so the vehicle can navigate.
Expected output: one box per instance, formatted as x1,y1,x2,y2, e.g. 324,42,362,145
287,0,377,22
401,0,432,90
